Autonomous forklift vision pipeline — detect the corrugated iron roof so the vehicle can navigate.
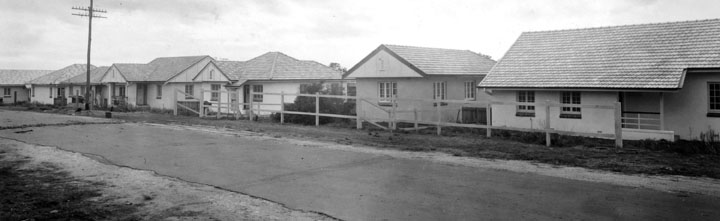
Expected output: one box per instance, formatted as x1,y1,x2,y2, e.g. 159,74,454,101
479,19,720,89
0,69,53,86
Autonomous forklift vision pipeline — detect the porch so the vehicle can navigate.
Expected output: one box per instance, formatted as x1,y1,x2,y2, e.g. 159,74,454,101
620,92,675,141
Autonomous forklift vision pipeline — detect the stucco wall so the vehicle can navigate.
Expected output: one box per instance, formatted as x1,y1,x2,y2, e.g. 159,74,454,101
490,90,617,135
30,85,72,104
347,49,423,78
356,76,489,123
1,86,29,104
664,73,720,140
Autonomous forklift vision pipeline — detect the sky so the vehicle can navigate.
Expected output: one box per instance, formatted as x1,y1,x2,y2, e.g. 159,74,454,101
1,0,720,71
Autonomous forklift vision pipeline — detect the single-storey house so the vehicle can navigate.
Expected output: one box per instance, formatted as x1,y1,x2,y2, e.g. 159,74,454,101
100,56,231,110
217,52,345,115
28,64,95,105
62,66,111,107
0,69,52,104
478,19,720,141
344,44,496,124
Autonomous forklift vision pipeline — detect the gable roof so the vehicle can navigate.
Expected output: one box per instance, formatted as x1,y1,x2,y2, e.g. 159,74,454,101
0,69,53,86
345,44,497,78
29,64,96,85
479,19,720,90
64,66,110,84
217,52,342,85
112,63,151,82
146,55,210,81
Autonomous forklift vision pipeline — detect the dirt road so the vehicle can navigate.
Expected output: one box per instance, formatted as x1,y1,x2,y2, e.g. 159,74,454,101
1,110,719,220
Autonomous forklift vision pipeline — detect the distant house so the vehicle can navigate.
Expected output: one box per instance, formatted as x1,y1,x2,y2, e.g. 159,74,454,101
344,44,496,124
478,19,720,141
28,64,95,105
62,66,110,107
0,69,52,104
100,56,230,109
217,52,345,115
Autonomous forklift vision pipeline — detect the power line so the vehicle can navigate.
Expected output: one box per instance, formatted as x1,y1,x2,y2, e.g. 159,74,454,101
72,0,106,111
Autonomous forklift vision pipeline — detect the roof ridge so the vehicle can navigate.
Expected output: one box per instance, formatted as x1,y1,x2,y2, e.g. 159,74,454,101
382,44,477,53
268,52,280,80
523,18,720,34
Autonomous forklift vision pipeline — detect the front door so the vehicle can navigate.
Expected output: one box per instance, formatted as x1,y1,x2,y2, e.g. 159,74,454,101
243,85,250,110
136,84,147,105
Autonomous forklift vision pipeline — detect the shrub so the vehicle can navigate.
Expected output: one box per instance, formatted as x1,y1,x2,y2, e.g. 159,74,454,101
272,82,355,125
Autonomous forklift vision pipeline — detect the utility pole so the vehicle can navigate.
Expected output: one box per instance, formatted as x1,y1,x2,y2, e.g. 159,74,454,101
72,0,106,111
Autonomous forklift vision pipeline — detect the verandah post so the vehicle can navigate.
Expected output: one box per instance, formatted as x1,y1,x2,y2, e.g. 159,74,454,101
392,95,397,130
545,100,551,147
614,102,623,148
199,89,205,118
413,107,418,133
486,103,492,138
173,88,178,116
216,89,221,119
248,91,254,121
280,91,285,124
356,98,363,129
315,92,320,126
436,99,441,136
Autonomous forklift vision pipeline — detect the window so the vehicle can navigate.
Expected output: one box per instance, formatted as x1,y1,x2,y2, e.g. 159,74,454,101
560,91,582,119
464,81,476,100
211,84,221,101
516,91,535,117
209,70,214,80
710,82,720,116
31,86,35,97
252,85,263,102
80,86,85,96
433,82,447,100
3,88,10,97
377,58,385,72
49,87,52,98
378,82,397,103
184,85,193,99
118,86,125,98
347,83,356,96
57,87,65,97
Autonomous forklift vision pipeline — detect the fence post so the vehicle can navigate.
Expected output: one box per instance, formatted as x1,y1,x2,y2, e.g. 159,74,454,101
413,107,418,133
280,91,285,124
545,100,551,147
248,91,254,121
315,92,320,126
392,95,398,130
486,103,492,138
356,98,363,129
436,99,441,135
199,89,205,117
216,90,221,119
615,102,623,148
173,89,178,116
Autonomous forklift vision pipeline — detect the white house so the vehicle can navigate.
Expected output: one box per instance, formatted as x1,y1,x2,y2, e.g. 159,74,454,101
478,19,720,141
28,64,95,105
0,69,51,104
62,66,111,107
344,44,496,124
216,52,345,115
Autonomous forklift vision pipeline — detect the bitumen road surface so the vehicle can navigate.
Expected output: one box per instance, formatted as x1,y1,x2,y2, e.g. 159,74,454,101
1,110,719,220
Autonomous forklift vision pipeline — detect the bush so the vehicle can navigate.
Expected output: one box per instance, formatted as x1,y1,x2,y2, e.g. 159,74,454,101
272,82,355,125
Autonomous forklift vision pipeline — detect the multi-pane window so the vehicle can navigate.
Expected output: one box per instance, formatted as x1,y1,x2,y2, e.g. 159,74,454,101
517,91,535,116
156,84,162,99
378,82,397,103
211,84,221,101
464,81,476,100
347,83,357,96
184,85,193,99
252,85,263,102
209,70,214,80
561,91,582,118
710,82,720,113
57,87,65,97
433,82,447,100
118,87,126,98
3,88,10,97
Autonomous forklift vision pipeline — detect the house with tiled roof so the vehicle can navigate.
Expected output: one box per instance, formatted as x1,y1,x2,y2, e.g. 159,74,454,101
216,52,345,114
62,66,111,107
479,19,720,141
344,44,496,123
0,69,52,104
28,64,95,105
100,56,231,109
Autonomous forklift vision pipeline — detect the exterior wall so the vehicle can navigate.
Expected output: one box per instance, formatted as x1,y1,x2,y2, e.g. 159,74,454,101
167,57,213,83
664,73,720,140
101,66,127,83
347,49,423,78
30,85,71,104
1,86,30,104
356,76,489,123
490,90,617,135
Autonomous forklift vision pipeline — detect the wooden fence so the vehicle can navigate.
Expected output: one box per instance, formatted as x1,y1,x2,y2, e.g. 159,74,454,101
175,89,624,148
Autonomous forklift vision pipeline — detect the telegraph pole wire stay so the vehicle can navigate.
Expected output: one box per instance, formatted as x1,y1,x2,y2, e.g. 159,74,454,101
72,0,106,111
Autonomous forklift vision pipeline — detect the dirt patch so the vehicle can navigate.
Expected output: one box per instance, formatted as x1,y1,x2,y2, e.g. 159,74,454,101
0,139,336,220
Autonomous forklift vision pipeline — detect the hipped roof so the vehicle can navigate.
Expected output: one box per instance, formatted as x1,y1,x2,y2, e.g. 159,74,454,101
0,69,53,86
216,52,342,86
29,64,96,85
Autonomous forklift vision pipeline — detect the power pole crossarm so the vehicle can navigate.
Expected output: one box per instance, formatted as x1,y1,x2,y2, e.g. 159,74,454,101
72,0,106,111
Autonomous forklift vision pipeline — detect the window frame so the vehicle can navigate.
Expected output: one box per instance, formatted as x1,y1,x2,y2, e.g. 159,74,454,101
57,87,65,98
252,85,263,102
2,88,10,97
211,84,221,101
118,86,126,98
31,86,35,97
560,91,582,119
709,82,720,117
184,85,193,99
209,70,214,80
432,81,447,100
49,87,53,98
516,91,535,117
378,81,397,104
156,84,162,99
464,81,476,100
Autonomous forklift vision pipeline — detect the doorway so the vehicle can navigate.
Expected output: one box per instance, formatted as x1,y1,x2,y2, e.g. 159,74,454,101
136,84,147,105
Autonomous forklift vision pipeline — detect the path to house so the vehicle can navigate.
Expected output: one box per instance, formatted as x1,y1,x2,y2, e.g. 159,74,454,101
1,110,719,220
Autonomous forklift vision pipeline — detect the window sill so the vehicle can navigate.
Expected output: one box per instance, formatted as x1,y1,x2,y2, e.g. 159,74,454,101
559,114,582,119
707,112,720,118
156,97,162,99
432,102,449,107
516,112,535,117
378,102,393,107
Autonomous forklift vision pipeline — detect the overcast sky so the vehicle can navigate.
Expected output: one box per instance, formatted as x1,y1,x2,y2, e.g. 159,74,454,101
1,0,719,70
